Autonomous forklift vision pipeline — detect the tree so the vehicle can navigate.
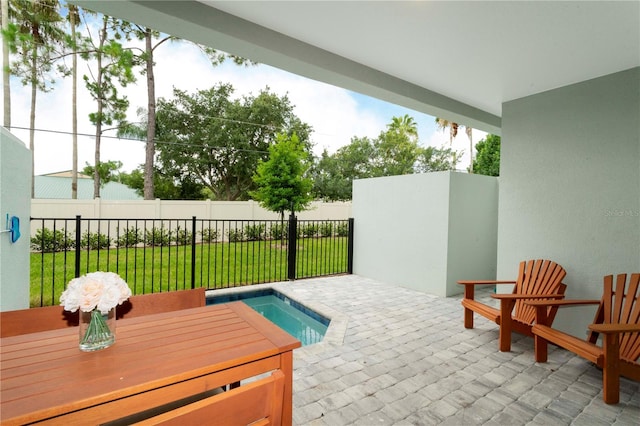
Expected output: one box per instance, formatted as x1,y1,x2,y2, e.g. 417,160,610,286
372,127,420,177
2,0,10,128
415,145,460,173
82,159,123,187
435,117,474,172
5,0,67,197
118,167,145,196
311,149,353,202
66,4,80,198
370,113,420,176
387,114,418,143
311,115,460,201
473,134,501,176
119,27,253,200
251,133,313,219
435,117,458,146
82,13,136,198
119,165,205,200
465,125,473,173
154,85,311,200
310,136,376,201
136,26,165,200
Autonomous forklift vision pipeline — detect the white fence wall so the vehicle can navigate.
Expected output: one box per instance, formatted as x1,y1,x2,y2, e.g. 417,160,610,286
30,199,352,239
31,199,351,220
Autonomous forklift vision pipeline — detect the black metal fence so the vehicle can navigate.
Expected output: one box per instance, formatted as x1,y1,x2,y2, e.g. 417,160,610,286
29,215,354,307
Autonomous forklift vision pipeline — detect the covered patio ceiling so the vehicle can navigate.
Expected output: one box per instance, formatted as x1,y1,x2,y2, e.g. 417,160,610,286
73,1,640,135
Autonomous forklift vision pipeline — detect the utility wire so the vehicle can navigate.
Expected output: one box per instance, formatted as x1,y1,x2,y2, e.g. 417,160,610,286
9,125,273,154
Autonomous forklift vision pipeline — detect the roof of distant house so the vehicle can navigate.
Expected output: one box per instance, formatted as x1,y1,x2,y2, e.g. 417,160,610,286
42,170,92,179
34,173,142,200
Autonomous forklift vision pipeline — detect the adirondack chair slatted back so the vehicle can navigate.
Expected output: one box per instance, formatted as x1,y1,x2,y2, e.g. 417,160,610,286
512,259,567,325
529,272,639,404
590,273,640,363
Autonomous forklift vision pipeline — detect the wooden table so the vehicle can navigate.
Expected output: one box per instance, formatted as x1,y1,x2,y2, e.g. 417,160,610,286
0,302,301,425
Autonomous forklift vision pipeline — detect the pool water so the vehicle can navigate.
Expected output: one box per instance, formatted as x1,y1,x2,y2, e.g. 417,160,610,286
207,290,329,346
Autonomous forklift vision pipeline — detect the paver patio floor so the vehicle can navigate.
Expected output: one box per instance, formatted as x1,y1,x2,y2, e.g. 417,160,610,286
262,275,640,425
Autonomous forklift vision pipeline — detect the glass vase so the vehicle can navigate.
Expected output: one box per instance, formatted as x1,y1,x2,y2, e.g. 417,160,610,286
79,307,115,351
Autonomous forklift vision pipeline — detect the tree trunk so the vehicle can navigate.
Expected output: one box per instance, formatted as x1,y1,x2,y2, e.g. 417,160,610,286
144,29,156,200
30,49,37,198
93,34,104,199
94,100,103,198
70,6,78,199
2,0,10,129
466,126,473,174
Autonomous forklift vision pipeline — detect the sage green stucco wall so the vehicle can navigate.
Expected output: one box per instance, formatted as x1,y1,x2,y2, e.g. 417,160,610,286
499,67,640,336
353,171,498,297
446,172,499,294
0,129,32,311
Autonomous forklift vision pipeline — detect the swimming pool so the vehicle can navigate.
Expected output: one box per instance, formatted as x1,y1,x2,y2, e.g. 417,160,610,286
207,289,329,346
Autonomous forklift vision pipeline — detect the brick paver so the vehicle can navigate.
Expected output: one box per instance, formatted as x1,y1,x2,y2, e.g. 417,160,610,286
236,275,640,425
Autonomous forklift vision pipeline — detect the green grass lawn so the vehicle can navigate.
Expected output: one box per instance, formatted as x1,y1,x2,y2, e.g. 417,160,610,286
30,237,348,307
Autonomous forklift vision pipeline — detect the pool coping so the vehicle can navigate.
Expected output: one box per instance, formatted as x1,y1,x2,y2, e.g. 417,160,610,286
205,283,348,350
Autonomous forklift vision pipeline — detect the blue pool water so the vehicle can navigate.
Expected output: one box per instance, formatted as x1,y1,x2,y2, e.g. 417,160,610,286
207,290,329,346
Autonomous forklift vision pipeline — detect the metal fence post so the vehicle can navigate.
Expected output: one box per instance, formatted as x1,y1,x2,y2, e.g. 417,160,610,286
347,218,354,274
75,215,81,278
287,213,297,280
191,216,197,289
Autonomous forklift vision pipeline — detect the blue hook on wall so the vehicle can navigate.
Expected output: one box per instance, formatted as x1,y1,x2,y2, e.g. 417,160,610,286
2,214,21,243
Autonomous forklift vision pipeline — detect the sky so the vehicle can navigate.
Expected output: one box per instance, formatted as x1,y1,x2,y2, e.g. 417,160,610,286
2,27,485,176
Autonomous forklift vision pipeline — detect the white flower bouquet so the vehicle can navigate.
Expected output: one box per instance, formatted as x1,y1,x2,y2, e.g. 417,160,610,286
60,272,132,351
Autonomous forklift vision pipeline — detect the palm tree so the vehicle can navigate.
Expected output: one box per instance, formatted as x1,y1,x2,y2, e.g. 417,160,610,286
435,117,458,145
435,117,473,173
388,114,418,143
435,117,458,168
465,125,473,173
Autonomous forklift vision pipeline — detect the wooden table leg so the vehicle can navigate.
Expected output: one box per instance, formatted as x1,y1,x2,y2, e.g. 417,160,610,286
280,350,294,426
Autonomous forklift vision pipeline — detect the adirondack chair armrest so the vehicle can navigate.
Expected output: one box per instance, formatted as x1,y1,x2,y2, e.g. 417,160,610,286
486,294,568,328
458,281,516,301
524,299,600,307
588,323,640,334
491,293,565,300
526,299,600,326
